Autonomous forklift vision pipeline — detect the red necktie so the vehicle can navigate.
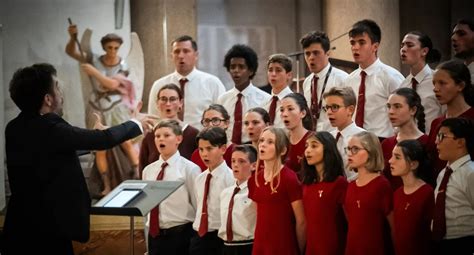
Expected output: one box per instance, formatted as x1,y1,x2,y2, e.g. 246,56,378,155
311,75,319,129
432,166,453,240
198,173,212,237
178,78,188,121
269,96,279,125
355,71,367,127
149,162,168,238
232,93,243,144
226,186,241,241
336,132,342,142
411,77,418,91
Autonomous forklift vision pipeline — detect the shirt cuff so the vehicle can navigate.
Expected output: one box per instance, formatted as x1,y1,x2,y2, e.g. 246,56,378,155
130,119,144,133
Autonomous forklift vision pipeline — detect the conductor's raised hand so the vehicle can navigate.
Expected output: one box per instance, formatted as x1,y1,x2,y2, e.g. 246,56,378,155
68,24,78,39
132,101,159,134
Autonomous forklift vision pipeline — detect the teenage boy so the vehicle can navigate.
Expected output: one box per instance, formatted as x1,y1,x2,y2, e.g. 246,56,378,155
300,30,349,132
190,127,235,255
323,86,365,180
219,145,257,255
344,19,404,140
142,119,201,255
218,44,271,144
261,54,294,128
433,117,474,255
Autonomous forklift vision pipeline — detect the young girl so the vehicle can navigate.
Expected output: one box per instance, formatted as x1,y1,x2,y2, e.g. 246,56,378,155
139,84,199,175
243,107,271,149
429,60,474,175
400,31,443,134
344,131,393,255
191,104,235,171
302,131,347,255
248,127,306,255
389,139,434,255
281,93,313,175
382,87,429,190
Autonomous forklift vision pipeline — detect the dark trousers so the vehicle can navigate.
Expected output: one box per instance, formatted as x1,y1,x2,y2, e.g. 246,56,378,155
148,223,193,255
222,243,253,255
435,236,474,255
189,230,223,255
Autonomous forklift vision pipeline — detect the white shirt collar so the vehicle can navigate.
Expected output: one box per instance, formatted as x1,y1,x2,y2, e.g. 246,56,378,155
449,154,472,172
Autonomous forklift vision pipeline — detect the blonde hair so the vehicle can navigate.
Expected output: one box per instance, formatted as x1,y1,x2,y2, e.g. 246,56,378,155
255,127,289,193
351,131,384,172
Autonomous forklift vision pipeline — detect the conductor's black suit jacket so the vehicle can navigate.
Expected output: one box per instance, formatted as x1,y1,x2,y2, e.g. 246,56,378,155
3,112,142,248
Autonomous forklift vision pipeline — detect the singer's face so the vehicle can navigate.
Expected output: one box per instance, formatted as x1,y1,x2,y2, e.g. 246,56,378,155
304,43,329,74
350,33,378,68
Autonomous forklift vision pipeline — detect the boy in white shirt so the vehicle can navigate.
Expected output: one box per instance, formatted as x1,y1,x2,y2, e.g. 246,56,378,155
190,127,235,255
142,119,201,255
219,144,257,255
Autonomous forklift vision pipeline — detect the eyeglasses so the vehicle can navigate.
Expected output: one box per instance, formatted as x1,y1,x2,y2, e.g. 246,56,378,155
158,96,179,103
201,117,226,127
344,146,366,155
322,104,345,112
436,133,457,142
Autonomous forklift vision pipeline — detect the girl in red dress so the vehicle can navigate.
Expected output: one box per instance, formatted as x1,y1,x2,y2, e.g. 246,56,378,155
281,93,313,176
139,84,199,175
248,127,306,255
382,88,430,190
389,139,434,255
429,60,474,175
190,104,235,170
302,131,348,255
344,131,394,255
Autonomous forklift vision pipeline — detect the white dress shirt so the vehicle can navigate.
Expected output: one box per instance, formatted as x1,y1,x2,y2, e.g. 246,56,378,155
331,122,365,181
218,180,256,242
344,58,404,138
400,64,444,134
142,151,201,229
434,154,474,239
148,68,226,130
260,86,293,128
217,83,271,143
303,63,348,132
193,161,235,232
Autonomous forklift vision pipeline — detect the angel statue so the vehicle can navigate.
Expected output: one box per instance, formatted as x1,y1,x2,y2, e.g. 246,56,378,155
65,22,145,197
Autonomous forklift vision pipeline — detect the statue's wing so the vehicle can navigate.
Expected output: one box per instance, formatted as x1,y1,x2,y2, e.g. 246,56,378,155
125,32,145,104
79,28,93,108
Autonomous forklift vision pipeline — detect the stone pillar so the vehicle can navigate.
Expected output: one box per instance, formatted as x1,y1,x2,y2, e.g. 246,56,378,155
323,0,401,70
131,0,197,110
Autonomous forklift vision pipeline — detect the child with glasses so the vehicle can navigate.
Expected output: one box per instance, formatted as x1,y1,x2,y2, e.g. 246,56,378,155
344,131,394,255
382,88,431,190
248,127,306,255
191,104,235,171
389,139,434,255
301,131,348,255
323,86,365,181
139,84,199,176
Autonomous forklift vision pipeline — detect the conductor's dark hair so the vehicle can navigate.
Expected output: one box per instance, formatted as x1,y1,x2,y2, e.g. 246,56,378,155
349,19,382,44
196,126,228,148
172,35,198,51
100,33,123,47
301,131,345,184
223,44,258,79
9,63,57,113
300,30,331,52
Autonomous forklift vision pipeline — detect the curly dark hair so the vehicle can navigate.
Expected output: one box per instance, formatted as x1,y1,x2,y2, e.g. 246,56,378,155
223,44,258,79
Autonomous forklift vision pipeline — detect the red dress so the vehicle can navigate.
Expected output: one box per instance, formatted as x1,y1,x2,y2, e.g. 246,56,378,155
344,175,393,255
190,143,235,171
381,135,429,190
303,176,348,255
248,166,302,255
138,124,199,176
427,107,474,178
285,131,312,175
393,183,434,255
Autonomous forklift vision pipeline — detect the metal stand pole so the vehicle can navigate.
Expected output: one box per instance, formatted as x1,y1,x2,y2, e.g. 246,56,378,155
130,216,135,255
295,57,300,93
